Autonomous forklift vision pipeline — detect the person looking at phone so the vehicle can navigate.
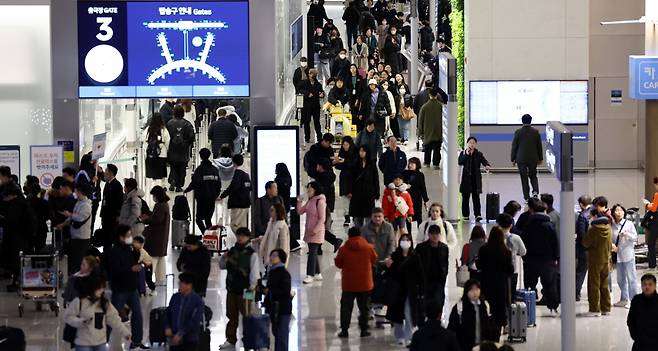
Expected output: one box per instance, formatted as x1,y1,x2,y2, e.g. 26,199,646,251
458,136,491,222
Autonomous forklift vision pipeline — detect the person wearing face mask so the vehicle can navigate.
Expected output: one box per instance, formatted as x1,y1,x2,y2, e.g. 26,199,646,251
384,26,401,73
64,275,132,350
103,225,148,350
384,234,425,347
142,186,170,286
331,49,351,82
397,82,414,144
293,57,309,94
299,69,326,144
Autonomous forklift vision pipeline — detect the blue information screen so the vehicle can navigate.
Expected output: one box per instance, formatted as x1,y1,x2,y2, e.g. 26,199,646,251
78,1,249,98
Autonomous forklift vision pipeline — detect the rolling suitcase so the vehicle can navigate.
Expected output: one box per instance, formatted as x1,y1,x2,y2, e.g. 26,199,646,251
242,298,270,350
508,302,528,343
0,326,26,351
516,289,537,327
484,171,499,221
171,219,190,249
149,273,175,346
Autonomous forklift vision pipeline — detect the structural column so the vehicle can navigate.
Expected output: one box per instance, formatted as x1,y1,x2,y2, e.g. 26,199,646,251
249,0,277,126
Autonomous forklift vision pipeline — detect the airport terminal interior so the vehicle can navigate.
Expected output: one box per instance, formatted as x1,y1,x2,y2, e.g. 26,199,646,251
1,0,658,350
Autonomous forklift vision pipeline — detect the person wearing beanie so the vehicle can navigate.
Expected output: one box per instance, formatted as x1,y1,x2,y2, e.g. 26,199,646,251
184,148,221,233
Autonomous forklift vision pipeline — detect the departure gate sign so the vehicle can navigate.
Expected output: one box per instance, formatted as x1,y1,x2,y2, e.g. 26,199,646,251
78,1,250,98
629,55,658,99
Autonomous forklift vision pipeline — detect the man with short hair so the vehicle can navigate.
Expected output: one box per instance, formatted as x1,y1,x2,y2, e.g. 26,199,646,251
541,193,560,236
208,108,238,157
409,299,460,351
164,272,205,351
331,48,351,82
335,227,377,338
378,136,407,185
176,235,211,296
575,194,592,301
220,154,252,235
219,227,260,349
418,88,444,168
62,167,76,183
511,114,543,200
355,119,383,161
361,207,395,260
497,213,527,291
415,225,449,304
627,274,658,350
167,105,196,192
100,163,123,249
304,133,336,179
293,57,309,94
253,181,284,237
184,148,221,233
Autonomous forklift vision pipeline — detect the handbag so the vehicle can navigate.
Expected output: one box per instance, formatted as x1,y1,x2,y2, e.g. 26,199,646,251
641,211,656,229
456,265,469,288
71,216,90,230
62,299,81,344
611,220,626,265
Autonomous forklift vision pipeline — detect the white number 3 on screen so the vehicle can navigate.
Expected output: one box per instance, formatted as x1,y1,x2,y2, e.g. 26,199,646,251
96,17,114,41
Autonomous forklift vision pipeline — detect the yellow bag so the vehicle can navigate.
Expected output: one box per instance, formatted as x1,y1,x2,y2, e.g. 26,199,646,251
328,104,344,114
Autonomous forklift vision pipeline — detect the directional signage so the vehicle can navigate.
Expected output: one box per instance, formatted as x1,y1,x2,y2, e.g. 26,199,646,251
629,55,658,99
545,121,573,183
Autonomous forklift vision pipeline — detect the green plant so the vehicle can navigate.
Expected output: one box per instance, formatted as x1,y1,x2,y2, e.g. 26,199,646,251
450,0,465,147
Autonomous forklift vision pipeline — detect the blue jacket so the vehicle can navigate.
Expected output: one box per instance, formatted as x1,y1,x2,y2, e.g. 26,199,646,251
164,292,204,343
378,147,407,185
575,207,591,249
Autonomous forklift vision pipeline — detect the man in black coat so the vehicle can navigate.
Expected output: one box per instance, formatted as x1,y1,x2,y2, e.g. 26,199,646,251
359,79,391,138
458,136,490,221
330,49,351,82
253,181,284,237
299,70,326,144
100,164,123,248
342,1,361,48
383,26,401,73
184,148,221,234
378,136,407,185
208,110,238,157
575,195,592,301
304,133,336,179
410,299,460,351
519,201,559,311
167,105,196,192
292,57,309,94
511,113,543,200
0,183,36,290
262,249,293,351
415,225,449,304
176,235,211,296
627,273,658,351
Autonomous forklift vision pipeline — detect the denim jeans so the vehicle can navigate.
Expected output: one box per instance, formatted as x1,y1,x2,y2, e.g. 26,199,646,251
110,290,143,344
393,298,413,343
306,243,321,276
272,314,291,351
398,119,411,141
76,345,107,351
616,260,639,301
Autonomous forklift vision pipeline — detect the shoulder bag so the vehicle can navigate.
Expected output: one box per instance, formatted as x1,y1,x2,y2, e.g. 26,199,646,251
611,220,626,265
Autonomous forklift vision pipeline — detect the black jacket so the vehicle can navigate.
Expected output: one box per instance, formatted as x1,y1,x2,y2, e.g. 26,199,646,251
476,244,514,327
511,125,543,164
448,299,498,351
315,169,336,212
100,178,123,221
402,170,429,221
378,147,407,185
342,5,361,27
349,160,380,218
458,149,490,194
410,320,460,351
383,34,401,68
304,143,335,179
328,86,349,106
185,160,221,200
293,67,309,94
166,118,196,163
208,118,238,155
521,213,559,263
264,264,293,317
313,33,331,58
419,26,435,53
336,147,358,196
253,195,284,237
0,196,36,257
299,79,325,108
330,58,351,82
176,245,211,295
221,169,251,209
628,292,658,351
415,241,449,293
386,250,425,325
359,88,391,121
104,243,139,293
307,3,329,28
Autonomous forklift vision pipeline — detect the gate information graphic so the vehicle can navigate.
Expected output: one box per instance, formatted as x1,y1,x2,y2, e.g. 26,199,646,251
78,1,249,98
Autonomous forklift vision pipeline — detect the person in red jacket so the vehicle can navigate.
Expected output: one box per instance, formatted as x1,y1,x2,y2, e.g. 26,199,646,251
382,175,414,235
335,226,378,339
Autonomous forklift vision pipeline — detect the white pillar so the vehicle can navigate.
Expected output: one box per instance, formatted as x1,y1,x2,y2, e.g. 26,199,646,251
410,16,419,95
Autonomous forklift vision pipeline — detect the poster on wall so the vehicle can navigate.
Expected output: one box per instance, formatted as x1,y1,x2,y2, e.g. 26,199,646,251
30,145,63,189
0,145,20,181
57,140,75,163
92,133,107,160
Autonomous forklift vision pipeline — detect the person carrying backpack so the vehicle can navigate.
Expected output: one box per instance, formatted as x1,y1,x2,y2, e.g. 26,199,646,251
143,112,170,182
167,105,195,192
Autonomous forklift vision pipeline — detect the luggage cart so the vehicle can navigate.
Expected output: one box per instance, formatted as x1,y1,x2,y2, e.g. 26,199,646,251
17,251,60,317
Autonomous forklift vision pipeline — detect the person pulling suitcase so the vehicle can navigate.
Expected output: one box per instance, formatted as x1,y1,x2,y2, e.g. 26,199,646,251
163,272,206,350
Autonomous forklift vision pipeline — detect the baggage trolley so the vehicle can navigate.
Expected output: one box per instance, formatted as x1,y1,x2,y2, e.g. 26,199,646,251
17,251,60,317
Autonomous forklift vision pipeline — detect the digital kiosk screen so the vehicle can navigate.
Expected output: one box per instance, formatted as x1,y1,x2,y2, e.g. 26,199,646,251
78,1,249,98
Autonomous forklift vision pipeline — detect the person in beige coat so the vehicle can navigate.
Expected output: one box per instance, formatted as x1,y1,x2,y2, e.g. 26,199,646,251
352,35,369,72
255,203,291,269
118,178,144,237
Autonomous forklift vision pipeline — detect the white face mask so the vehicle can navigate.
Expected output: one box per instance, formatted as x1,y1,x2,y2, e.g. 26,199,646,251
124,236,133,245
400,88,406,94
339,54,346,59
301,62,308,68
400,240,411,250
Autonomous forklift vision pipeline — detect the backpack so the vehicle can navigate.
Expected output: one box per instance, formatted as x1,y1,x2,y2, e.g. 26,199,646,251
170,127,186,148
172,195,191,220
146,138,161,159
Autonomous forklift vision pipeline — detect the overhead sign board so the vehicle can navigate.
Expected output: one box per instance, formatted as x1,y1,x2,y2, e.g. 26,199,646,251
629,55,658,99
545,121,573,183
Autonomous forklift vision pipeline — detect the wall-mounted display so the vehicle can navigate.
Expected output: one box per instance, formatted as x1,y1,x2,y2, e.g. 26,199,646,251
469,80,588,125
78,1,249,98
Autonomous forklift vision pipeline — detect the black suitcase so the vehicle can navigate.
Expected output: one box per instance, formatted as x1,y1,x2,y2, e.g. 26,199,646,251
289,208,301,252
0,326,26,351
149,273,175,346
486,192,500,221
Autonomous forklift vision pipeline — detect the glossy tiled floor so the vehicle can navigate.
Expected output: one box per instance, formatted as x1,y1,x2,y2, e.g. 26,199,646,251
7,136,649,350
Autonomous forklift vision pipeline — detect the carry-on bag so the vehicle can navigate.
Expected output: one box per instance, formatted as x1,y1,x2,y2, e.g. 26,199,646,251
484,171,499,221
171,219,190,249
149,273,175,346
242,293,270,350
508,302,528,343
0,326,26,350
515,289,537,326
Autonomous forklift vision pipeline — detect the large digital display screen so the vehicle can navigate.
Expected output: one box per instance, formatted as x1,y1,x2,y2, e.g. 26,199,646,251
253,127,300,199
78,1,249,98
469,80,588,125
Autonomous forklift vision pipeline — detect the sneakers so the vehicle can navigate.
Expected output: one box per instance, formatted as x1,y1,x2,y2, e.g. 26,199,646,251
314,273,323,281
333,238,344,253
601,311,610,316
475,216,483,223
219,341,236,349
614,300,629,308
302,276,314,284
338,330,349,338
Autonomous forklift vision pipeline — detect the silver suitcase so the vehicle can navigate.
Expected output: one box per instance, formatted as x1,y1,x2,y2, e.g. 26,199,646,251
508,302,528,343
171,220,190,249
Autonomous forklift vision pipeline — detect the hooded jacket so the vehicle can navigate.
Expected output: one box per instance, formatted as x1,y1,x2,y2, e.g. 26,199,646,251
334,235,377,292
64,297,130,347
582,216,613,266
520,213,559,263
212,157,235,182
118,189,145,236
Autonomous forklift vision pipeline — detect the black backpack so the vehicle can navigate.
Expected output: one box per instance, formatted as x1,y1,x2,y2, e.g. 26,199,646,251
172,195,190,220
170,127,186,148
146,137,161,159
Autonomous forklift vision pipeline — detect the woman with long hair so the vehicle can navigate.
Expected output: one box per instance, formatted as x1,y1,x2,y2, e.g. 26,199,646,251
476,226,513,333
402,157,429,234
76,151,102,230
258,203,291,268
297,182,327,284
448,279,498,351
349,145,380,227
460,225,487,282
143,112,170,183
335,136,358,226
142,185,171,285
275,163,293,212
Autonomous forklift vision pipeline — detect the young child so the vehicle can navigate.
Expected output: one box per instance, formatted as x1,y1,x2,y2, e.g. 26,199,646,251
382,175,414,236
132,236,155,294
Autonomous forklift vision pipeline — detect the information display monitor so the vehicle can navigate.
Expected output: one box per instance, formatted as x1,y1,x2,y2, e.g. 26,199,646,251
469,80,588,125
78,1,250,98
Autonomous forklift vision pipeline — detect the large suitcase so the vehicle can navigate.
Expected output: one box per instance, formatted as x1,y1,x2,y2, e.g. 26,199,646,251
486,192,500,221
149,273,175,346
508,302,528,343
0,326,26,351
197,328,211,351
242,299,270,350
171,219,190,249
516,289,537,327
